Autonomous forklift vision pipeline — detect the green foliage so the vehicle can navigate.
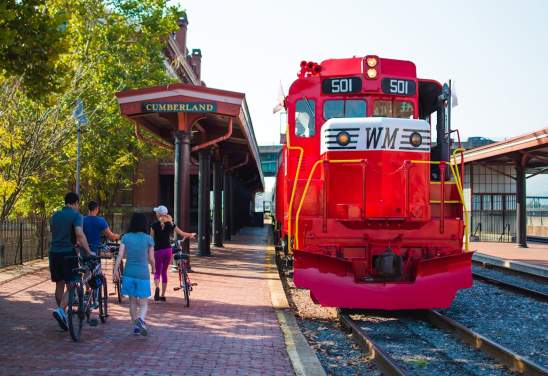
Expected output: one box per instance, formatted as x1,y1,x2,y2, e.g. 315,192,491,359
0,0,69,97
0,0,184,219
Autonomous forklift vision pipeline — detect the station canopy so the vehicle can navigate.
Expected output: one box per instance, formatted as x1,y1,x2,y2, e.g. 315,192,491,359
116,83,264,191
460,128,548,175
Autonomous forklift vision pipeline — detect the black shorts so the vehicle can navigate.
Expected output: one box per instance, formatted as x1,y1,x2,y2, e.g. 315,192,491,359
49,250,79,283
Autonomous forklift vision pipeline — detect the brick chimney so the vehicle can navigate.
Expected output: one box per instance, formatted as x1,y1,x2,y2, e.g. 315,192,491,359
190,48,202,80
174,15,188,55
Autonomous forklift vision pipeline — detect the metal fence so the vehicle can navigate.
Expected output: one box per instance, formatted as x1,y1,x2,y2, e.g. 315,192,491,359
470,194,548,242
0,213,135,268
0,218,50,267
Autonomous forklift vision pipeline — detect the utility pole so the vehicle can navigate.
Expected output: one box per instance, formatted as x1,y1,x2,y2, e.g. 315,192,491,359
73,99,87,195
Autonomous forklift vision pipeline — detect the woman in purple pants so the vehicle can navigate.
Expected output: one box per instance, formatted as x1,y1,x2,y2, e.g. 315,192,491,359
150,205,196,302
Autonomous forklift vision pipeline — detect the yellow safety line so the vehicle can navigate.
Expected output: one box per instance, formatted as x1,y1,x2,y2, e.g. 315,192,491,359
430,200,461,204
285,126,304,254
294,159,364,249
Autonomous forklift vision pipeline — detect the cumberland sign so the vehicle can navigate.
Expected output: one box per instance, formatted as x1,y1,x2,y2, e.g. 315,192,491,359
142,102,217,113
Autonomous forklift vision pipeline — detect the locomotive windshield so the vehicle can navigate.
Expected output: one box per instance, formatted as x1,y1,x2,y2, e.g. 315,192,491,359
323,99,366,119
373,100,414,119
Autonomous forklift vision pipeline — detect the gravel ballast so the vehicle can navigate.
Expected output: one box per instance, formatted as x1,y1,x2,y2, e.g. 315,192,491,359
281,270,380,375
441,280,548,368
353,313,514,376
472,264,548,294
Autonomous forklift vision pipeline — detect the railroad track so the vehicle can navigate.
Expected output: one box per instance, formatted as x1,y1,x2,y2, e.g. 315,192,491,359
339,310,548,376
472,271,548,302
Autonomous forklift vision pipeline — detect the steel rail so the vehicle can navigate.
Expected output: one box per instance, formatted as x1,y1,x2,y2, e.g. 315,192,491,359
339,313,409,376
472,272,548,302
423,310,548,376
472,260,548,281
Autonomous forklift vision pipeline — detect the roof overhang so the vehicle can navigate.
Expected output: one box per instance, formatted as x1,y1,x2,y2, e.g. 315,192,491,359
116,83,264,191
459,128,548,173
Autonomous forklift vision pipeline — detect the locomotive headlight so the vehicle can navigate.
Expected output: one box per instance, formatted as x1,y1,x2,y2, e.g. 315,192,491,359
336,131,351,146
366,68,377,79
366,56,378,67
409,132,422,147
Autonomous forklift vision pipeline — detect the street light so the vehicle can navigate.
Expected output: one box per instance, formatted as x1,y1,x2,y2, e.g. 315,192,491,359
72,98,88,195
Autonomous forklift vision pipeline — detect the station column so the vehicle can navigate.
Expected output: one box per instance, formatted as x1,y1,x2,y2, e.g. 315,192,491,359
174,128,191,253
223,171,232,240
516,160,527,248
212,159,224,247
198,148,211,256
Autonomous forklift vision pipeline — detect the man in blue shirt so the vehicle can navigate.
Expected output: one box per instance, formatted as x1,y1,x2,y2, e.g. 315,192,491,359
83,201,119,255
49,192,93,331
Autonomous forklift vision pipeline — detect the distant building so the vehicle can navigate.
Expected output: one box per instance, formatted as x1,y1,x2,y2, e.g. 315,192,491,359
259,145,282,177
461,136,495,149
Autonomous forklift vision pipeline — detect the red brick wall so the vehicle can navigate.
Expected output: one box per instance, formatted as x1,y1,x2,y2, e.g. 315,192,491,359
133,158,159,209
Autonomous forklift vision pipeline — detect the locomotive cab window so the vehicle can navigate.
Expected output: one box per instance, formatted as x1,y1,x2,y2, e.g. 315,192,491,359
295,99,316,137
374,100,414,119
324,99,366,120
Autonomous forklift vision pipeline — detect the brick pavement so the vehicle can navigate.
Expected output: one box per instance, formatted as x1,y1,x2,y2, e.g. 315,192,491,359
0,227,294,376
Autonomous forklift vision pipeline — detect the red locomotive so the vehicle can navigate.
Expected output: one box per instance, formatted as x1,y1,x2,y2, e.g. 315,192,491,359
273,56,472,310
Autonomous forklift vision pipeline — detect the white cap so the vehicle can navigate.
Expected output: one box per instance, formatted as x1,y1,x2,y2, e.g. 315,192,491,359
153,205,168,216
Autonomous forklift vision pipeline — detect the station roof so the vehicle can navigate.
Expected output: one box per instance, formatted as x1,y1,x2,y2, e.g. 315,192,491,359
460,128,548,174
116,83,264,191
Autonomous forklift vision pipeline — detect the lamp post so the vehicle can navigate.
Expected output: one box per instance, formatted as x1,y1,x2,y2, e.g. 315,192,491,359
72,99,88,195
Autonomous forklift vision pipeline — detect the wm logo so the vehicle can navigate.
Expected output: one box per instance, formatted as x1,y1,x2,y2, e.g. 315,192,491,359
365,127,399,149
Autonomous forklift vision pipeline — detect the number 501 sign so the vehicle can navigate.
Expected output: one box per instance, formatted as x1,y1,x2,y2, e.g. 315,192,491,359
381,78,416,96
322,77,362,94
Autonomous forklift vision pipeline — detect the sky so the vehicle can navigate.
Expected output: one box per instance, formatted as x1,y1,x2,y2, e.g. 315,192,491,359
177,0,548,193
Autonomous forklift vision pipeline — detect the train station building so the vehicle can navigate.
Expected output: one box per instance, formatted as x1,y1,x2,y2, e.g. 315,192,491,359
113,15,264,256
462,128,548,249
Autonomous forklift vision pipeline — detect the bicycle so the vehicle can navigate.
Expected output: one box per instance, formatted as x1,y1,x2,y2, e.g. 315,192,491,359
99,241,123,303
67,255,108,342
172,240,196,307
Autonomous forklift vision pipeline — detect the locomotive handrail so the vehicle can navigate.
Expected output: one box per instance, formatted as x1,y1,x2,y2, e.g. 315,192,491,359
294,158,365,250
450,147,468,251
408,154,469,251
285,125,305,255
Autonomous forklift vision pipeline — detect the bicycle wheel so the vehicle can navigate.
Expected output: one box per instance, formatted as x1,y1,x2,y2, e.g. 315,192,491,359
181,269,190,307
67,283,84,342
99,276,108,323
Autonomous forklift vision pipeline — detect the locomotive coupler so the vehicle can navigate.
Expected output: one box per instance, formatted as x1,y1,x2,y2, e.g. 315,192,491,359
374,247,403,278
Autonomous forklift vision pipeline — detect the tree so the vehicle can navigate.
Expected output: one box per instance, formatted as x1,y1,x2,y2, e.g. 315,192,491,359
0,0,69,97
0,0,184,219
0,71,87,220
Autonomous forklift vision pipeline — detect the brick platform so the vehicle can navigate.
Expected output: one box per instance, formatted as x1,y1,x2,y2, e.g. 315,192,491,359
472,241,548,268
0,227,294,376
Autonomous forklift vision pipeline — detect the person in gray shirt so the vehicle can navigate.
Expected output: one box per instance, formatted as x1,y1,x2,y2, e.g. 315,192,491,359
49,192,92,331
